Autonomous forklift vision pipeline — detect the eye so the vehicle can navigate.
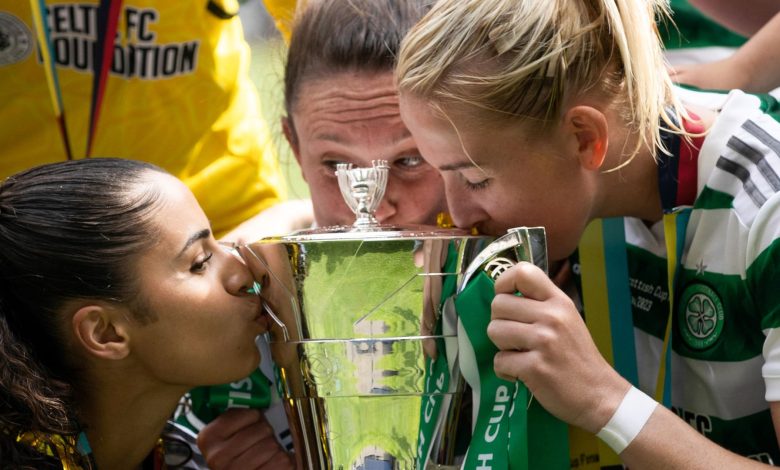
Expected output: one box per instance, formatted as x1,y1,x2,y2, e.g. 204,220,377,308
464,178,491,191
395,155,425,170
190,252,213,273
323,159,348,172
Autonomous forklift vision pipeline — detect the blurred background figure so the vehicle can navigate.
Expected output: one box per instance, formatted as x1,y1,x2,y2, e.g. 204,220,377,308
0,0,296,240
662,0,780,96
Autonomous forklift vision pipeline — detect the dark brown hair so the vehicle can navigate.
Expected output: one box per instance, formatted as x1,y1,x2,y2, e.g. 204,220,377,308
0,158,164,466
284,0,431,139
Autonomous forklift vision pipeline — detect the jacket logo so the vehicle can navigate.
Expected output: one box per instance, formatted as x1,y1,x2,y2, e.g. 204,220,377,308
0,12,32,67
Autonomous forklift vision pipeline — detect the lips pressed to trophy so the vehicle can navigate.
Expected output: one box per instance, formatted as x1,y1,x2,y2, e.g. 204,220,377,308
240,160,552,469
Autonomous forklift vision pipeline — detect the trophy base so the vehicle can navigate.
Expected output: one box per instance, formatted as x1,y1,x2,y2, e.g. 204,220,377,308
290,393,463,470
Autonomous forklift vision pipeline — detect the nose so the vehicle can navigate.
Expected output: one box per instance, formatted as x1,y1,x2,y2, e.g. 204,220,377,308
221,244,262,296
445,187,485,230
374,199,397,223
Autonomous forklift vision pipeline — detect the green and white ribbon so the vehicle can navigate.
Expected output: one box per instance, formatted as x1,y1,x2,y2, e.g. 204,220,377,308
457,271,569,469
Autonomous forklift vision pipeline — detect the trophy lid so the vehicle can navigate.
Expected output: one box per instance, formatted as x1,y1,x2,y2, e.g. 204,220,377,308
275,160,484,242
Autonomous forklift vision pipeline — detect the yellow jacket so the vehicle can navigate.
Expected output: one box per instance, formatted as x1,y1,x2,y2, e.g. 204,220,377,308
0,0,284,236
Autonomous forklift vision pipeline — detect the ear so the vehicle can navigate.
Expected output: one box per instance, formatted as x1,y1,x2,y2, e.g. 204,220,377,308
282,117,305,171
563,106,608,171
71,305,131,360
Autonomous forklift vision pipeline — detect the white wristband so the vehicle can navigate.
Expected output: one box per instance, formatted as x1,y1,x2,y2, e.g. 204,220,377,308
596,386,658,454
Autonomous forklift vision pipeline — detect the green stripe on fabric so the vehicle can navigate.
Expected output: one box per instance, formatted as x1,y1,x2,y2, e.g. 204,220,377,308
660,209,692,408
578,220,637,467
626,246,669,340
694,187,734,210
671,406,779,463
179,370,273,432
755,93,780,123
747,238,780,330
527,397,570,469
660,0,746,50
673,268,764,361
457,271,569,469
456,272,513,468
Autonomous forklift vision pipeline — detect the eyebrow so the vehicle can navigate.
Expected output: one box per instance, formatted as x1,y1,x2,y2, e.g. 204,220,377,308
393,129,412,145
315,128,412,146
177,228,211,258
315,133,345,144
438,161,478,172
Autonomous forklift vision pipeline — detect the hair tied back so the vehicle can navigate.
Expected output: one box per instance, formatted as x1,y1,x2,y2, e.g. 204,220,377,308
487,22,516,55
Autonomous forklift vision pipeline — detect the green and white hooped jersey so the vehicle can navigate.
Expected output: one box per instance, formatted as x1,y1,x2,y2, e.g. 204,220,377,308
627,89,780,463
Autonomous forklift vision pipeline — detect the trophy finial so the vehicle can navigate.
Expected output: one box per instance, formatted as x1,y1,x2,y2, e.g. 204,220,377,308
335,160,390,228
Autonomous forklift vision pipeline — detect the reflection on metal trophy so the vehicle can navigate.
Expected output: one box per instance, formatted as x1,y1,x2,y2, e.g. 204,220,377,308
459,226,548,287
239,160,548,469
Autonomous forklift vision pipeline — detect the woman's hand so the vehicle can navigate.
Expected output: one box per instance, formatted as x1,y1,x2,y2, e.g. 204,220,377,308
197,408,296,470
669,58,752,92
487,261,629,433
669,11,780,94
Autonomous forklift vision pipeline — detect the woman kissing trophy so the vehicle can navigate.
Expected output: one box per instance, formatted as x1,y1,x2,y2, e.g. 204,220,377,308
238,161,567,469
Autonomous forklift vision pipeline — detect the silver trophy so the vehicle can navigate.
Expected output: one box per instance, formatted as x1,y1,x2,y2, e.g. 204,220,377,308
240,160,547,469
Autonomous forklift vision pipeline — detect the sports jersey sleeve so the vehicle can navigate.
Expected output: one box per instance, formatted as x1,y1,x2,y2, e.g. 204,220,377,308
752,192,780,401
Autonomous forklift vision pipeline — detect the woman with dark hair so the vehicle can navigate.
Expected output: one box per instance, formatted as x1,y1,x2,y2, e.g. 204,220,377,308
0,158,270,469
191,1,448,468
232,0,447,241
281,0,446,228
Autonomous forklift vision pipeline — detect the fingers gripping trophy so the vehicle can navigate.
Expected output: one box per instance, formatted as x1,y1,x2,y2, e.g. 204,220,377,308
239,161,567,469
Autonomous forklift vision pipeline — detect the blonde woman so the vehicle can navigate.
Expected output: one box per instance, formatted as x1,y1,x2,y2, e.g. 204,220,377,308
397,0,780,467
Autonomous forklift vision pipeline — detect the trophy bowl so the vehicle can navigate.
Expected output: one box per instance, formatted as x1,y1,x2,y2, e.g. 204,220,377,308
238,161,547,469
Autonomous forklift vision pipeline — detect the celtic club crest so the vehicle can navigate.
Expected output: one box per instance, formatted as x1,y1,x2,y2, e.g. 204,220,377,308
484,257,516,281
678,283,724,350
0,13,32,67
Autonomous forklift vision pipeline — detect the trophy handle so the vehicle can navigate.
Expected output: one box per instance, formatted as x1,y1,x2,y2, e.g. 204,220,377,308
262,301,290,342
509,226,548,275
237,243,294,342
457,226,547,293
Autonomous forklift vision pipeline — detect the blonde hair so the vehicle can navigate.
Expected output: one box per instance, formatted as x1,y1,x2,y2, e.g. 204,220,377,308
396,0,684,164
